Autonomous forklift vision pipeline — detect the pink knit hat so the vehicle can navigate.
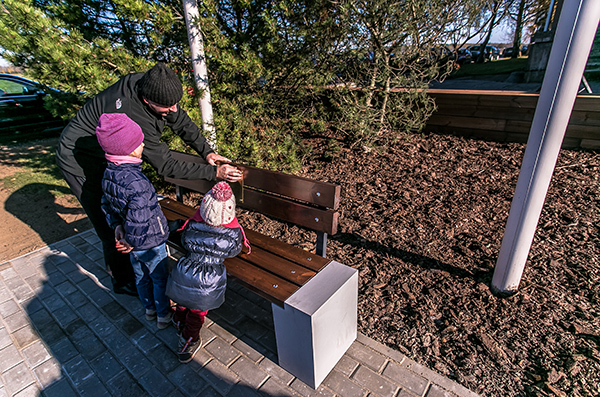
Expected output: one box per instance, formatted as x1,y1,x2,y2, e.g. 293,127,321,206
96,113,144,156
200,181,236,226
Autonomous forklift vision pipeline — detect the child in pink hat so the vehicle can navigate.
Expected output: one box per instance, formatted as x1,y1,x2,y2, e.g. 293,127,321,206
166,181,250,363
97,113,173,329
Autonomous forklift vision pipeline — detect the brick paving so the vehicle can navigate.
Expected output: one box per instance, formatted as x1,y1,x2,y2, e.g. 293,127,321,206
0,230,480,397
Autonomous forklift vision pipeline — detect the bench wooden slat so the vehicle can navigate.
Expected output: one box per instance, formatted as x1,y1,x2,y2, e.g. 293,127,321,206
244,229,329,273
161,199,195,220
163,151,340,209
240,165,340,210
223,256,299,307
236,247,316,286
240,189,338,235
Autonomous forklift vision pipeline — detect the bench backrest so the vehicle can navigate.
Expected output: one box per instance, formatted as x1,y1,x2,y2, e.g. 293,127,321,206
164,151,341,256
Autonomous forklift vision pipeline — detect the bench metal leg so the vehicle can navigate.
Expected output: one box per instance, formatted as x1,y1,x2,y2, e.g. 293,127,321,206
271,261,358,389
315,232,327,257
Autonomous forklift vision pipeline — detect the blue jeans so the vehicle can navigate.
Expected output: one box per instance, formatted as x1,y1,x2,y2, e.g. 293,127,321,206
130,244,171,317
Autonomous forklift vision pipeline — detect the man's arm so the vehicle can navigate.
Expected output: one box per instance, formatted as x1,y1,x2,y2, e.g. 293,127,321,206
142,109,241,182
142,137,218,181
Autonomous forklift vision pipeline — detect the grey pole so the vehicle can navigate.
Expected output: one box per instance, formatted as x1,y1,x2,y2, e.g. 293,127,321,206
491,0,600,295
183,0,217,150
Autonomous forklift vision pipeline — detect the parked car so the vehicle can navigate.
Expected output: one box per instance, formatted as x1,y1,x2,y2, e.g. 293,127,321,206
455,48,473,65
501,46,525,58
0,74,66,138
502,47,514,57
468,45,500,62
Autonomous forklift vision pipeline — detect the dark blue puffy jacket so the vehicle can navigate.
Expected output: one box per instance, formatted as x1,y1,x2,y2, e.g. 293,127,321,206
100,162,168,250
166,220,243,311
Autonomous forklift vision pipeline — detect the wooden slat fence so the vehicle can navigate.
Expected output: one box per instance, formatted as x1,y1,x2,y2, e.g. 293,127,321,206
425,89,600,149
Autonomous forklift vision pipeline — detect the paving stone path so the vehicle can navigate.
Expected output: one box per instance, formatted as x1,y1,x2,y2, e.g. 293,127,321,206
0,230,480,397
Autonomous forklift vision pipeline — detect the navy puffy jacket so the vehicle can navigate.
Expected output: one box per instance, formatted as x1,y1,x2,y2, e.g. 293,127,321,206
100,162,169,250
166,220,243,311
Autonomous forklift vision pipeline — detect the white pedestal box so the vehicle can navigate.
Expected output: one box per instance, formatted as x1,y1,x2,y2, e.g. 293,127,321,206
271,261,358,388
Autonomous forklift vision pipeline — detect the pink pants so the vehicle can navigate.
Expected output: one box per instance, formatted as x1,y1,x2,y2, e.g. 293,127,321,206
173,305,208,342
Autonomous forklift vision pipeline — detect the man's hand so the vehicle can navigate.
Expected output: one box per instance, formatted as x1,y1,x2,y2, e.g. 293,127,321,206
114,225,133,253
206,152,230,166
207,152,242,182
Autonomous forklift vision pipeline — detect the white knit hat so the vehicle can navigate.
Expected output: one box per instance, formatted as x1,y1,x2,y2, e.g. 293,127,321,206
200,182,236,226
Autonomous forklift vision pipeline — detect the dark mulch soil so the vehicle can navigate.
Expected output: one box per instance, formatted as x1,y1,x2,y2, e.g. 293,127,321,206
236,132,600,397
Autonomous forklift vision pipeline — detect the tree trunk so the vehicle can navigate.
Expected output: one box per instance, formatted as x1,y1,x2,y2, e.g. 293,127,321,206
379,75,391,134
478,1,499,63
512,0,526,58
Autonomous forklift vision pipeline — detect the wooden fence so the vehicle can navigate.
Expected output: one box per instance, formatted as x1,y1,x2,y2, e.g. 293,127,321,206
425,89,600,150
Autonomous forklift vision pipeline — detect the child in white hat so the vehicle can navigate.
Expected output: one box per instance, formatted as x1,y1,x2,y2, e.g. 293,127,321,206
166,181,250,363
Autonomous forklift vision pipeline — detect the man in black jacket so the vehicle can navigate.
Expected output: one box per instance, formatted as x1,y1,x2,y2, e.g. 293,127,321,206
56,62,241,296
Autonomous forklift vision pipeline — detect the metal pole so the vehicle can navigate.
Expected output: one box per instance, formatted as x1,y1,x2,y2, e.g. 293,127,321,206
491,0,600,295
544,0,556,32
183,0,217,150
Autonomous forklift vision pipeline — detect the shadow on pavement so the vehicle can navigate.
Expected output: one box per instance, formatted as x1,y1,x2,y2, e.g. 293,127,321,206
14,234,285,396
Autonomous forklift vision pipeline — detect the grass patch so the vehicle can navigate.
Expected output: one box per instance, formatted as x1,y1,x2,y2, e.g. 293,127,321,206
2,171,70,196
0,137,69,196
451,57,528,78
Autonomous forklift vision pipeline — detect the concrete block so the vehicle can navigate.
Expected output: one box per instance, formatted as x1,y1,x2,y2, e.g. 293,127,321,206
322,370,366,397
41,378,77,397
22,341,51,368
62,355,94,387
119,343,153,378
0,327,12,349
139,368,175,397
108,370,148,396
345,342,387,372
0,299,19,318
12,382,41,397
0,344,23,372
382,360,429,396
272,260,358,388
148,344,180,373
3,362,35,395
198,359,238,395
229,356,269,388
4,311,29,333
205,337,241,366
12,325,39,349
89,351,124,383
167,364,207,396
352,365,398,396
32,358,62,388
74,376,110,396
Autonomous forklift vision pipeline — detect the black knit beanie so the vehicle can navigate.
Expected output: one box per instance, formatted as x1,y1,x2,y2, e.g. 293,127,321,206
138,62,183,107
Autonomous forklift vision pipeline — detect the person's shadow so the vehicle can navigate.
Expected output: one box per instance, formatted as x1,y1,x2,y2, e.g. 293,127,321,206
18,241,285,395
4,183,91,247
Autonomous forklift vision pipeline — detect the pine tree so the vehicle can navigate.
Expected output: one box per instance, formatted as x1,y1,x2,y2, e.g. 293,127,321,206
0,0,488,168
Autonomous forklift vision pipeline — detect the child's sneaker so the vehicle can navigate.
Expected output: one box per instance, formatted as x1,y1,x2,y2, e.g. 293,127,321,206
145,309,157,321
178,335,202,363
157,310,174,329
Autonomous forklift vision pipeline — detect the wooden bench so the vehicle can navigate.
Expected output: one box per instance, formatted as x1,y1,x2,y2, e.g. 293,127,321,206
159,151,358,388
